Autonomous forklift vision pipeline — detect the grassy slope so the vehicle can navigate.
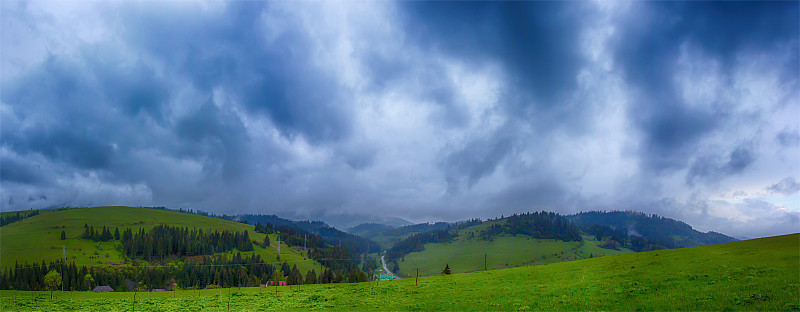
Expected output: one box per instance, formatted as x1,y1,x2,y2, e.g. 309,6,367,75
394,220,633,277
0,206,318,273
2,233,796,311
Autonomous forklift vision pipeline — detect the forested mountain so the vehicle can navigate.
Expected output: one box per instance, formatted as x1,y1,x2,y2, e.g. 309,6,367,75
482,212,582,242
567,211,737,248
345,223,395,237
237,214,380,254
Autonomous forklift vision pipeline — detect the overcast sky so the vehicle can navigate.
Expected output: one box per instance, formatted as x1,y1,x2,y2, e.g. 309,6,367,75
1,1,798,238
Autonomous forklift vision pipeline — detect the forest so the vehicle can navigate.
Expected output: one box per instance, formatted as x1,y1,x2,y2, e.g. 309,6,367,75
482,212,583,242
0,253,327,291
0,210,39,227
80,224,255,260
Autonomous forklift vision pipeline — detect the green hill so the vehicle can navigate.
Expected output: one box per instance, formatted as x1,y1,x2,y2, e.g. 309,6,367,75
365,221,452,248
345,223,395,238
389,219,634,277
3,233,796,311
0,206,318,273
567,211,737,248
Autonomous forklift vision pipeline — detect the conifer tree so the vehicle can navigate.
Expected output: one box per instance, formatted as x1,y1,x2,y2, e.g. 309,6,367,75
441,264,451,275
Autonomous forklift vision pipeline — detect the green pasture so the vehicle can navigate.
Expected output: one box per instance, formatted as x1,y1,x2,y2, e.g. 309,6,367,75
2,233,796,311
395,231,633,277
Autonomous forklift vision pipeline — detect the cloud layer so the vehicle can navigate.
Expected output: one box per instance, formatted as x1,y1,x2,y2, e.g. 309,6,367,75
1,1,798,238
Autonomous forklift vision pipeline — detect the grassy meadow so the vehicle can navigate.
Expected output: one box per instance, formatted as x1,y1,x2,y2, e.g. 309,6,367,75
2,233,796,311
0,206,319,273
395,235,633,277
392,219,634,277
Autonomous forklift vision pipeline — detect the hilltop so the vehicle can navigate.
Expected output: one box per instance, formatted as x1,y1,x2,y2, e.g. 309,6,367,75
567,211,737,248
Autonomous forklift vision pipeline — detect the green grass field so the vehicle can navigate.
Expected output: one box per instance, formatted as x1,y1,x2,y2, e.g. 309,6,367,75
392,219,634,277
2,233,796,311
0,206,319,273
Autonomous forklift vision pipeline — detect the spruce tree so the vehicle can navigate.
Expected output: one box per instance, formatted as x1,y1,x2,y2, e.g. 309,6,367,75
441,264,451,275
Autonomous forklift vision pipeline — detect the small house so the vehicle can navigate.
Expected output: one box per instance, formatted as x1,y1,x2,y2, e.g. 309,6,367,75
266,281,287,286
151,289,167,292
92,286,114,292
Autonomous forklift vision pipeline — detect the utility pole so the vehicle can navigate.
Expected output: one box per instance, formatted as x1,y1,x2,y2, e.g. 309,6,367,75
484,252,487,271
304,234,306,254
277,235,280,256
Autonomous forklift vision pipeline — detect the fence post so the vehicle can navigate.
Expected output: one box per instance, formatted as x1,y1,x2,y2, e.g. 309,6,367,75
484,253,487,271
416,269,419,286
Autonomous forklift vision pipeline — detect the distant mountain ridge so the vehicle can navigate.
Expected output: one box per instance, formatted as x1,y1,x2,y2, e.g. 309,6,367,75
345,223,395,237
235,214,381,254
272,212,412,230
566,211,737,248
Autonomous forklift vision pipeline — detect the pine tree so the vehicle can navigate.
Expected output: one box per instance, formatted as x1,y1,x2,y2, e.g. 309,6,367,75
60,230,66,240
305,269,317,284
441,264,451,275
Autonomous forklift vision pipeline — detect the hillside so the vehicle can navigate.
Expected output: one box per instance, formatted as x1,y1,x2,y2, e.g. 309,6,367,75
345,223,394,238
568,211,738,248
364,221,452,248
0,206,318,274
388,216,635,277
3,234,796,311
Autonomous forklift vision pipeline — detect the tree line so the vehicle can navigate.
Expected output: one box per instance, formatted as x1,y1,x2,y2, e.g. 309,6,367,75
0,252,357,291
385,228,457,260
579,224,666,252
81,224,118,241
482,212,583,242
0,210,40,227
119,225,254,261
254,222,325,250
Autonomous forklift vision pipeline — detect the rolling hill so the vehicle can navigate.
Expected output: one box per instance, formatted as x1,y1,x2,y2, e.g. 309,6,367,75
388,217,635,277
3,233,796,311
359,221,452,249
567,211,738,248
345,223,394,238
0,206,319,274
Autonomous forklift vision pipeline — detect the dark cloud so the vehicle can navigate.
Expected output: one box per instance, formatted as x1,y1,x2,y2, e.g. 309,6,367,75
767,177,800,196
1,55,117,170
0,1,796,238
443,128,516,193
0,155,47,185
612,1,799,173
174,99,250,181
776,128,800,148
686,143,757,186
114,1,351,143
399,2,587,108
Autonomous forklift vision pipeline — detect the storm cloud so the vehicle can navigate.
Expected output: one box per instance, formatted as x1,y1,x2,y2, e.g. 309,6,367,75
1,1,797,238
